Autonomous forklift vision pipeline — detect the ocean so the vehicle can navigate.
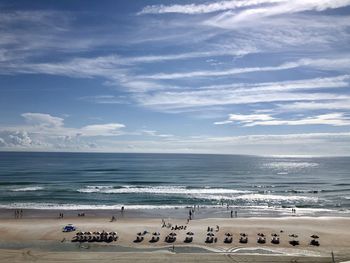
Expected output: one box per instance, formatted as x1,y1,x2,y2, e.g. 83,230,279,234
0,152,349,217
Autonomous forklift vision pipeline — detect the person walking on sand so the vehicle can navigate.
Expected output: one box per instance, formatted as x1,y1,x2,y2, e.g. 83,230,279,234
230,210,233,218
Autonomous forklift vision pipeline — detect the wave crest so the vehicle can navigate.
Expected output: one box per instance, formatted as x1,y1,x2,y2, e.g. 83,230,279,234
11,186,44,192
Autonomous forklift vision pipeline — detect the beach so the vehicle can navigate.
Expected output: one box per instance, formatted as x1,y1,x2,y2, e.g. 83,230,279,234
1,153,349,262
0,211,349,262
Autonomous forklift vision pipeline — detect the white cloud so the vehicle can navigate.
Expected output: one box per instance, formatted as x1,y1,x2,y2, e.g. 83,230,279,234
137,90,348,110
118,48,257,63
21,113,64,128
214,113,274,125
140,58,350,80
138,0,350,15
80,123,125,136
138,0,286,15
79,95,129,104
0,113,128,151
246,113,350,126
216,112,350,127
277,100,350,111
0,130,33,147
203,75,349,93
64,132,350,156
204,0,350,27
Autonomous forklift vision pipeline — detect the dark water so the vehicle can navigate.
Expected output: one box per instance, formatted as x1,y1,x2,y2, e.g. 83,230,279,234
0,152,349,216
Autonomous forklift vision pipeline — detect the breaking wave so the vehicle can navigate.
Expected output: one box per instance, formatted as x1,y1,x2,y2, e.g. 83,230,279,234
77,185,251,195
11,186,44,192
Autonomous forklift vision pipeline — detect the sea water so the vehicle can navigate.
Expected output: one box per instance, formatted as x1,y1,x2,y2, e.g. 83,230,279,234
0,152,349,216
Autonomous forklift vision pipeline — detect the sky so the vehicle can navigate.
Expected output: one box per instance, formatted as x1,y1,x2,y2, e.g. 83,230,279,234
0,0,350,156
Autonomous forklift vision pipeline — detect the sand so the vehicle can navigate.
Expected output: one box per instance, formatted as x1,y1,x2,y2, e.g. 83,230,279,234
0,215,349,262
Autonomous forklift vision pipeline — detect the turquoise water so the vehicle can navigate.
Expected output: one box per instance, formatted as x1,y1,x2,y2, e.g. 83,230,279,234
0,152,349,215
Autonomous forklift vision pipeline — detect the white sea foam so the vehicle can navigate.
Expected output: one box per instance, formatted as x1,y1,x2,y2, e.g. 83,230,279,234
192,193,318,202
265,162,319,170
77,185,251,195
11,186,44,192
236,193,318,202
0,203,191,210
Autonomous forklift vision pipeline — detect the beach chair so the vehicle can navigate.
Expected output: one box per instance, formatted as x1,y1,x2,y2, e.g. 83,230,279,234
257,237,266,244
239,237,248,244
149,236,160,243
184,236,193,243
289,240,299,246
271,237,280,244
205,236,214,243
310,239,320,246
224,237,233,244
133,236,144,243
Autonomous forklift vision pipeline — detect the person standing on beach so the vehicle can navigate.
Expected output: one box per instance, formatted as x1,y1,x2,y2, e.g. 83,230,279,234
235,210,238,218
230,210,233,218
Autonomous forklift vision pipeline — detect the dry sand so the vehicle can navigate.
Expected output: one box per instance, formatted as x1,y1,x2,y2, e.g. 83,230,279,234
0,216,349,262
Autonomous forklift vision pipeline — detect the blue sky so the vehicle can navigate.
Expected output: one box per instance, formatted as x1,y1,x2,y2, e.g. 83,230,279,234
0,0,350,155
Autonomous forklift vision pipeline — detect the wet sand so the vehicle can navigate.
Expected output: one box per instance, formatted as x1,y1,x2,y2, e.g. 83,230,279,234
0,214,349,262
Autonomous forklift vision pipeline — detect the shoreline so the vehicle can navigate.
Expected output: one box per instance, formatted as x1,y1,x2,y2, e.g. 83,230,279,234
0,215,349,262
1,205,349,220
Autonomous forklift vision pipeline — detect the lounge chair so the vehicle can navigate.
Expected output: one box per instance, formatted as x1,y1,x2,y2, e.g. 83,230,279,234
165,236,176,243
106,236,114,243
205,236,214,243
133,236,144,243
271,237,280,244
239,237,248,244
289,240,299,246
224,237,233,244
184,236,193,243
310,239,320,246
149,236,160,243
257,237,266,244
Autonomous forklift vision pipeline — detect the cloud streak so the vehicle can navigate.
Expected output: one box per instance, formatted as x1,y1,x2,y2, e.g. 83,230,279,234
139,0,350,15
140,58,350,80
216,113,350,126
138,0,286,15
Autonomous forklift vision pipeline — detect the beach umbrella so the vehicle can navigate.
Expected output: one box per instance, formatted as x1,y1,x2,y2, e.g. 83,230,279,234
169,232,176,236
289,234,298,238
240,233,247,237
207,232,215,236
310,235,319,239
186,232,194,235
271,233,279,237
225,233,232,236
